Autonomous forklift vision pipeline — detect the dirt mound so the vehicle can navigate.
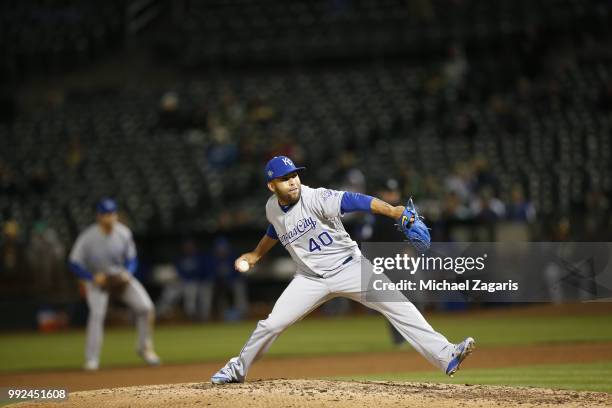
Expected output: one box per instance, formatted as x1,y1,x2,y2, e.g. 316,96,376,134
10,380,612,408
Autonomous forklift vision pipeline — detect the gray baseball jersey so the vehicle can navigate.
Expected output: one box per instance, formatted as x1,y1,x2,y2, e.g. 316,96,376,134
266,185,361,277
69,222,136,275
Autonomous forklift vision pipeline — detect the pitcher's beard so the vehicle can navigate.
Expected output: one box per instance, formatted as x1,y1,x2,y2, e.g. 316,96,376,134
281,188,301,205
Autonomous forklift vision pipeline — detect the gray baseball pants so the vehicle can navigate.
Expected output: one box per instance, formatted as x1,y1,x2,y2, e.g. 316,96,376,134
84,278,155,363
218,257,455,382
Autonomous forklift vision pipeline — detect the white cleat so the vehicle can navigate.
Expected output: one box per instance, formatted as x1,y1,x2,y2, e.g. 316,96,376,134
138,348,161,366
83,359,99,371
211,367,240,385
445,337,475,377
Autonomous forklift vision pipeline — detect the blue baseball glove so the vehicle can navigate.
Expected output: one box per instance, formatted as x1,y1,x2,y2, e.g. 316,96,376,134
398,198,431,252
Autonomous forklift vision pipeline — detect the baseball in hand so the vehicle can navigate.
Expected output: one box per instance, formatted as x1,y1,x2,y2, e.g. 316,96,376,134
237,259,250,273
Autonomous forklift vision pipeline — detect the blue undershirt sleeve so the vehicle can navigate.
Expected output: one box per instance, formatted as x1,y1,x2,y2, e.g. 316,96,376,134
266,224,279,240
69,261,93,281
124,257,138,274
340,192,374,214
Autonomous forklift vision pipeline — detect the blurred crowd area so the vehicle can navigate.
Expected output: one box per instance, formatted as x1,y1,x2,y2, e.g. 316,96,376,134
1,0,612,325
3,0,612,77
0,0,126,80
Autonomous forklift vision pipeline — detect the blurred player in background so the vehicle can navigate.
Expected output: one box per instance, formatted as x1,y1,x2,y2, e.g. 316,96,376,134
68,198,160,371
157,238,212,321
211,237,249,321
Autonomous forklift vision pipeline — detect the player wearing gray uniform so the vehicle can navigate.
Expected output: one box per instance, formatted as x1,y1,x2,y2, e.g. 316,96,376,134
211,157,474,384
69,198,160,371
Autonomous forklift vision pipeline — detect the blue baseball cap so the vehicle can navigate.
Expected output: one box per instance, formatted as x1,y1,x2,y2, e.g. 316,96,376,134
264,156,305,182
96,198,118,214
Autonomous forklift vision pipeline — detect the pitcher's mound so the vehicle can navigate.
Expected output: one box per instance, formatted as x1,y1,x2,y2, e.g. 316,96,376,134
11,379,612,407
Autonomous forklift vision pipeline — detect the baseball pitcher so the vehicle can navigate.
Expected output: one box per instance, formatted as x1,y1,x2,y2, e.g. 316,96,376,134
211,156,474,384
69,198,160,370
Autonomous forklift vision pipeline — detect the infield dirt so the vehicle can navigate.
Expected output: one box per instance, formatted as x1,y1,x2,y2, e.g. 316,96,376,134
9,379,612,408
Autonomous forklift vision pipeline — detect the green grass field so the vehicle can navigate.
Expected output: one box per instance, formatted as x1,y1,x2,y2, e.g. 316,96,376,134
1,313,611,373
336,361,612,393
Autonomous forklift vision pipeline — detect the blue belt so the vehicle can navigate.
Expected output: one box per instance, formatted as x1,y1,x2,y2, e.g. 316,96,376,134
342,256,353,265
